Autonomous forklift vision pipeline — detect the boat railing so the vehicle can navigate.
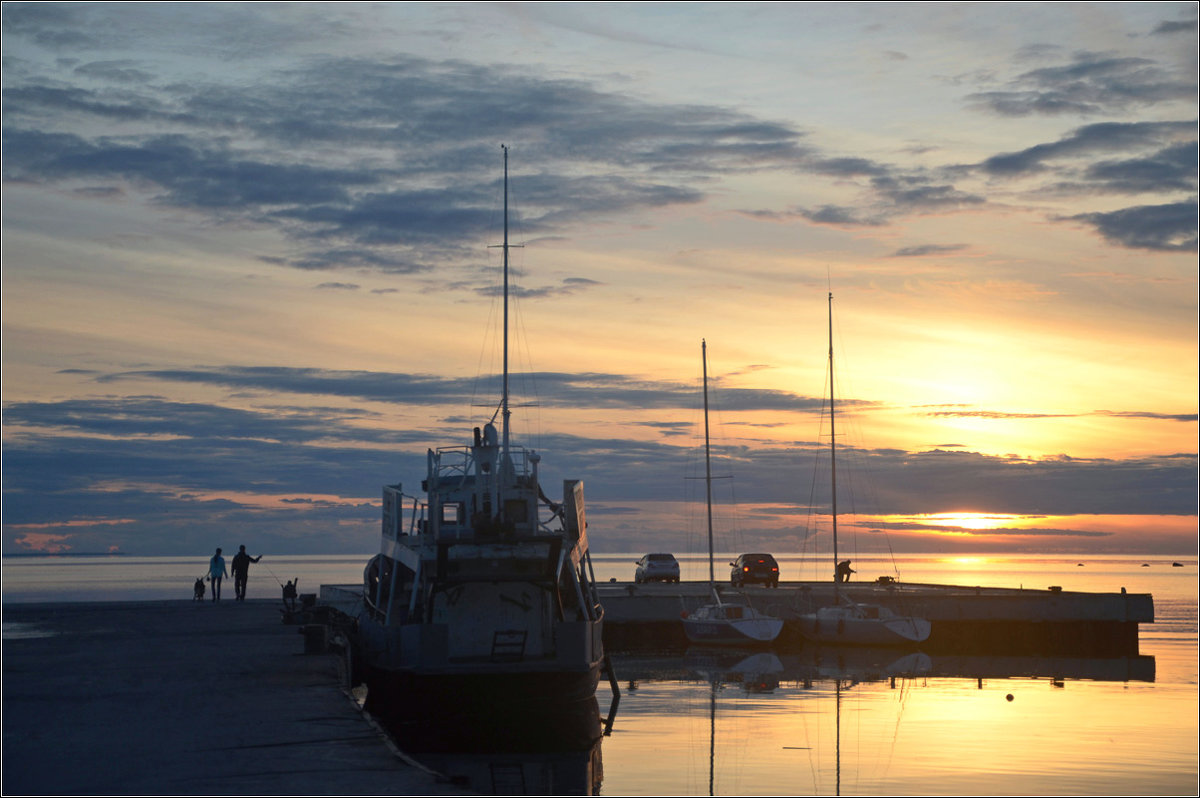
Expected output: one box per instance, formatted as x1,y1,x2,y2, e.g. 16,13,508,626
433,444,535,480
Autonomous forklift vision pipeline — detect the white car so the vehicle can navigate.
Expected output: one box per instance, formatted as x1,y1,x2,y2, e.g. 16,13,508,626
635,552,680,583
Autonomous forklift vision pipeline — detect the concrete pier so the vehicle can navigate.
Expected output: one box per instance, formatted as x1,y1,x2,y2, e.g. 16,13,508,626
318,578,1153,656
595,580,1154,655
1,600,471,796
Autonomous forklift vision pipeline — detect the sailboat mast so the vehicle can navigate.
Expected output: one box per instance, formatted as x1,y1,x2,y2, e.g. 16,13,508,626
829,292,839,588
702,339,715,589
501,144,511,462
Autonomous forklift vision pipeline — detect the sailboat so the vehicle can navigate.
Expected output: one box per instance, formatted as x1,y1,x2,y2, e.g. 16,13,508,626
353,146,608,722
682,341,783,646
798,294,931,646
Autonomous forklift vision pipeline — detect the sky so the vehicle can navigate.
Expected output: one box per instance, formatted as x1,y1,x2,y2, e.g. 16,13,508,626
2,2,1197,559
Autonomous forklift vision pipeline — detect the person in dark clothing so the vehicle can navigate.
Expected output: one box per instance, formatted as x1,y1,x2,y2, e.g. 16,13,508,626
836,559,855,583
282,578,299,613
230,545,262,601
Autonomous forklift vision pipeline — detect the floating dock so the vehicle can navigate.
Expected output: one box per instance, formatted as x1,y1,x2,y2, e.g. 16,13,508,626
595,580,1154,655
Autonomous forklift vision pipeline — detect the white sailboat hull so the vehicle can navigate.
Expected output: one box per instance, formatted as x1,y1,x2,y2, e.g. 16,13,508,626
683,603,784,646
799,604,931,646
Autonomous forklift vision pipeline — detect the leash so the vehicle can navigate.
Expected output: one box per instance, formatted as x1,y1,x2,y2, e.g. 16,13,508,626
261,560,286,587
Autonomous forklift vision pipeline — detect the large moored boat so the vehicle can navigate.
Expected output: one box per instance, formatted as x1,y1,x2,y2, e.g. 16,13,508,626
354,148,606,723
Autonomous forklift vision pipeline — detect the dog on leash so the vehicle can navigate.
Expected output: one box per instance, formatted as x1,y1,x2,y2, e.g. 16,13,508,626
193,577,206,601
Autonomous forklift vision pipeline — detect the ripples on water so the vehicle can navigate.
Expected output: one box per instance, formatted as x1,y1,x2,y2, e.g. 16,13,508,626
3,553,1196,794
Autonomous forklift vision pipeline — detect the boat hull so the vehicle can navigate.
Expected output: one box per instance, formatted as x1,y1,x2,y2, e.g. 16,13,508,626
682,616,783,646
361,662,603,751
799,607,931,646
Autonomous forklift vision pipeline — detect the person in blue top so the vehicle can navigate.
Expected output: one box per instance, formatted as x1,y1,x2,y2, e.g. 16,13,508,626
208,548,228,602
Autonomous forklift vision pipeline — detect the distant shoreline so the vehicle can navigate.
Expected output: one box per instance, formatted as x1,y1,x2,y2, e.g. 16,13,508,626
2,552,128,558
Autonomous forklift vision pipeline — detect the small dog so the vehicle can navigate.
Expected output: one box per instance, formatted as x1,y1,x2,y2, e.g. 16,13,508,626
193,578,206,601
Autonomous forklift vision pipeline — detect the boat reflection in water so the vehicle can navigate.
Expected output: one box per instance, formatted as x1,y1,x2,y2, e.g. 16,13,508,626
682,645,931,796
413,738,605,796
376,696,607,795
685,648,787,796
607,646,1156,796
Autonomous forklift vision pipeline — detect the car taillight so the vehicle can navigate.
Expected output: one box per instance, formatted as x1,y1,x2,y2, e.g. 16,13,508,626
743,566,750,572
772,567,778,572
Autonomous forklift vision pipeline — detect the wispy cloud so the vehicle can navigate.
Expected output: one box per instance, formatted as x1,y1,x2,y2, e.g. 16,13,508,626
921,405,1198,422
967,51,1197,117
1066,200,1199,252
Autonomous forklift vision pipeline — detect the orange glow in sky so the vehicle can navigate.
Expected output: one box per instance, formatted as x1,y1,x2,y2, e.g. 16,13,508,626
1,3,1194,556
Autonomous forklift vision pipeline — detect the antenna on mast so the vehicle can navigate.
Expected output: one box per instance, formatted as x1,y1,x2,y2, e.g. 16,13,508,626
829,291,839,594
487,145,523,474
502,144,510,463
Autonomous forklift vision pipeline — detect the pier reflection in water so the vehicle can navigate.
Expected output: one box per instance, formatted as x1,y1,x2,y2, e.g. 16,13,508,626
365,645,1167,796
596,646,1180,796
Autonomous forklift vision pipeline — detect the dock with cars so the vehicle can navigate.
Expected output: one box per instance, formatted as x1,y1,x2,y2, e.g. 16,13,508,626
596,578,1153,655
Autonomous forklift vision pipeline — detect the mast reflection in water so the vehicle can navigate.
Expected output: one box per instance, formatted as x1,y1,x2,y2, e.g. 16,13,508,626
599,644,1181,796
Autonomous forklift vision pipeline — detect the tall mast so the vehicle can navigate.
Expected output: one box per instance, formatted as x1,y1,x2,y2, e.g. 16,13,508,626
702,339,715,590
829,292,838,590
501,144,511,463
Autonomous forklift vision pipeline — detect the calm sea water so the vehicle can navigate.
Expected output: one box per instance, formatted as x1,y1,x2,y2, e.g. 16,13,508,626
3,553,1197,795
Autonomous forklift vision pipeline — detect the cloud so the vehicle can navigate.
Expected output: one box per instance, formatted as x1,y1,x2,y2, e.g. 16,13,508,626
790,204,891,228
889,244,969,258
3,395,1195,554
966,51,1197,117
1151,19,1199,36
87,365,829,413
2,2,342,61
922,405,1199,422
73,59,155,84
1096,410,1199,422
1077,141,1199,195
2,49,810,274
979,121,1196,177
1,128,372,208
263,249,430,274
9,14,1188,272
1066,199,1198,252
1,397,401,447
473,276,604,300
866,520,1112,538
975,120,1197,250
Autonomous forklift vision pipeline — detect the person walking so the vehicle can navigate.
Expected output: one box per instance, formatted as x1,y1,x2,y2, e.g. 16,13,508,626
208,548,228,601
230,545,262,601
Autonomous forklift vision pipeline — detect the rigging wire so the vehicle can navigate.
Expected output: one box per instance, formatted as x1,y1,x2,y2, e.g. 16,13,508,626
799,294,908,583
470,148,543,449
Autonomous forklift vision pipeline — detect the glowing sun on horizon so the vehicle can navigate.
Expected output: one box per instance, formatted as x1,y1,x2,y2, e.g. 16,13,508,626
920,512,1021,530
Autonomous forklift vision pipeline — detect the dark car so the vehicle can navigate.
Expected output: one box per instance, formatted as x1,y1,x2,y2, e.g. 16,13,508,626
635,552,680,583
730,553,780,587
